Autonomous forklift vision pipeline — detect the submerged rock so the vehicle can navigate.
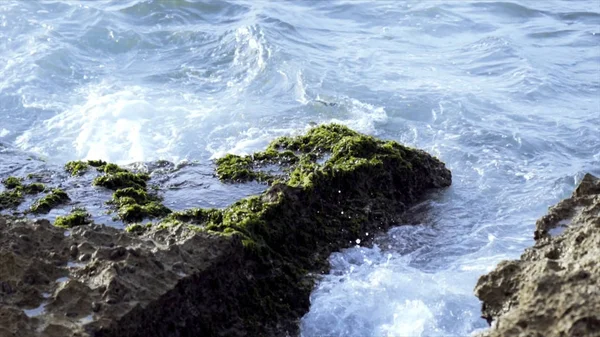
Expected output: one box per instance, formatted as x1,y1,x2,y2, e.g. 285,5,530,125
0,124,451,337
475,173,600,337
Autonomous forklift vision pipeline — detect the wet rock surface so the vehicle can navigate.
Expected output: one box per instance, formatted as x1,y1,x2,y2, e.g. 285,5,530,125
475,173,600,337
0,216,239,337
0,124,452,336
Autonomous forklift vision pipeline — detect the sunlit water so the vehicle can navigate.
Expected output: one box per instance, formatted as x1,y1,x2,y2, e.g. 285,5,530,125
1,1,599,336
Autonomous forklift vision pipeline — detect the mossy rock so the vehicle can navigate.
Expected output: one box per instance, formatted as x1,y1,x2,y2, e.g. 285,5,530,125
0,189,24,211
93,171,150,190
125,222,153,234
87,159,107,167
30,189,70,214
2,176,22,189
166,208,223,225
118,201,171,223
90,165,171,223
54,208,91,228
156,123,452,334
65,161,89,176
21,183,45,195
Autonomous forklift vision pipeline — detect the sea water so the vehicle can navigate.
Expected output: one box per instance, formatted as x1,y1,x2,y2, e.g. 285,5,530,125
1,1,598,335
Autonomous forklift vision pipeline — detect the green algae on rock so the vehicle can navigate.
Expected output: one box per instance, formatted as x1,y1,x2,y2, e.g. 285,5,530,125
65,160,90,176
125,222,153,234
93,171,150,190
54,207,92,228
117,201,171,223
92,164,171,222
87,159,107,167
2,176,22,189
30,188,70,214
0,189,24,211
0,124,452,337
155,123,453,334
0,177,45,211
21,182,45,194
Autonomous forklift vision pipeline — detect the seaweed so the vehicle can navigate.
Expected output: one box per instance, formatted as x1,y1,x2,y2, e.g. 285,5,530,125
87,159,107,167
158,123,452,331
0,189,24,211
2,176,22,189
125,222,153,234
22,183,46,195
92,164,171,222
65,161,89,176
54,208,91,228
118,201,171,223
30,189,70,214
93,171,150,190
0,177,46,211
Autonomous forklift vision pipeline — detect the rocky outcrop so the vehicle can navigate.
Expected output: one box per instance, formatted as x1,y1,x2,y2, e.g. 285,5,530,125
0,124,451,337
475,173,600,337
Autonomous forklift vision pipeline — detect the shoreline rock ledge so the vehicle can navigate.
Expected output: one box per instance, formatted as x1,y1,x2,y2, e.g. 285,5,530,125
0,124,451,337
475,173,600,337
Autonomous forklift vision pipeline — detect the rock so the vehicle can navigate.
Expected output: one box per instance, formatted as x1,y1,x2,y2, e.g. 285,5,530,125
0,124,451,336
474,173,600,337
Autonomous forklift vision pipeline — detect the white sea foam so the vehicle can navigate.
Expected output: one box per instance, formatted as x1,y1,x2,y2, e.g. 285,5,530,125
15,81,199,164
300,235,492,337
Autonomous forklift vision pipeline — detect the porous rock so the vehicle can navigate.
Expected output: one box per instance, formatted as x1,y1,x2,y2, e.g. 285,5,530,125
475,173,600,337
0,124,451,336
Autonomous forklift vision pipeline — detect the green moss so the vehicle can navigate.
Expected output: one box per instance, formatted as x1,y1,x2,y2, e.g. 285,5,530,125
89,162,171,223
102,163,128,174
215,154,261,182
93,171,150,190
147,124,452,334
107,186,170,223
29,188,70,214
54,208,91,228
21,183,45,195
165,207,223,225
213,124,410,185
118,201,171,223
2,176,22,189
87,159,107,167
0,189,24,210
65,161,89,176
143,202,172,218
125,222,152,234
113,187,149,204
202,123,449,273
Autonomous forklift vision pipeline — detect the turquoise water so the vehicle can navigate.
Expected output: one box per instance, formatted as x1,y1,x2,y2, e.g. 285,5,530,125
1,1,599,335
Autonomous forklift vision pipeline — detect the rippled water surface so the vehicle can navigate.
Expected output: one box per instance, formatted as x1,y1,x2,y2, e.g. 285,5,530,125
1,0,599,336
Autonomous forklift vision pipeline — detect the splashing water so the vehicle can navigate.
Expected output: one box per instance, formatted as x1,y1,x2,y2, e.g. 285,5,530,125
0,0,599,335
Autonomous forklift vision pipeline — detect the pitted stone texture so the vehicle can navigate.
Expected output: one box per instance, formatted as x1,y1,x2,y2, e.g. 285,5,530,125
0,217,237,337
475,173,600,337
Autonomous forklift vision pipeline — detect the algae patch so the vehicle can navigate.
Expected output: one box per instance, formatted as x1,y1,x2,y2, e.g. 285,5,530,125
92,164,171,222
54,208,92,228
65,161,90,176
93,171,150,190
30,188,70,214
0,189,24,211
64,160,110,176
155,123,452,329
0,176,46,211
2,176,23,189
